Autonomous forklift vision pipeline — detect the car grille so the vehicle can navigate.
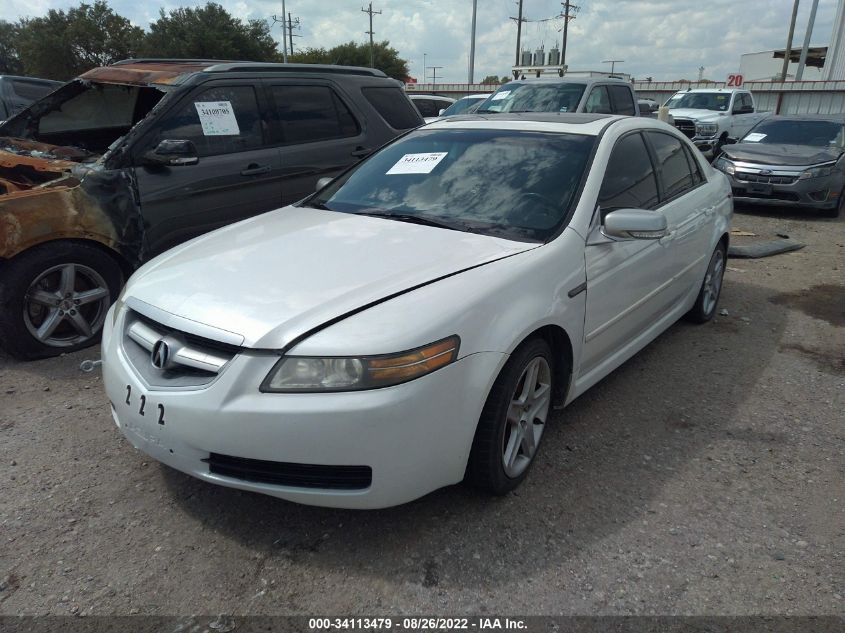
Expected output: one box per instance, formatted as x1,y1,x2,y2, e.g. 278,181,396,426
207,453,373,490
122,310,240,388
734,171,798,185
732,187,800,202
674,118,696,138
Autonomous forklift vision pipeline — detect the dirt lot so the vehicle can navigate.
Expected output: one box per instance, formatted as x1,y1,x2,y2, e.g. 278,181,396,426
1,204,843,616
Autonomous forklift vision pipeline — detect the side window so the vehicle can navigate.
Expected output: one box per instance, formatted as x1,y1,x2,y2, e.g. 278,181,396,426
270,85,359,145
598,133,660,214
682,143,704,185
584,86,612,114
361,87,421,130
413,99,437,117
11,79,56,102
608,85,636,115
742,93,754,111
648,132,695,200
154,86,263,157
434,99,453,112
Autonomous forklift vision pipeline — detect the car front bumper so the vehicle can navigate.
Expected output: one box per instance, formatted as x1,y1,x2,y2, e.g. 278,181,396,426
101,306,505,509
723,173,841,209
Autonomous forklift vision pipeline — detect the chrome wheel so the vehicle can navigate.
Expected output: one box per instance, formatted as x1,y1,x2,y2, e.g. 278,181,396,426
502,356,552,478
23,263,111,348
701,248,725,317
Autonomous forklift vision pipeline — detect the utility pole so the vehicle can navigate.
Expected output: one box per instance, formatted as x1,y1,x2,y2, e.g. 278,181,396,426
795,0,820,80
560,1,579,67
286,12,301,56
362,2,382,68
468,0,477,84
271,2,288,62
512,0,524,67
428,66,444,85
602,59,624,74
781,0,800,80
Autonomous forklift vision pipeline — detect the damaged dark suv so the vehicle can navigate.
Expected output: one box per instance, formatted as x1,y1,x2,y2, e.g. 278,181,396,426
0,59,423,359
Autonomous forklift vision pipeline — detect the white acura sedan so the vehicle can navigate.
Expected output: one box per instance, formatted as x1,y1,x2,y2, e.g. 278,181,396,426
101,113,732,509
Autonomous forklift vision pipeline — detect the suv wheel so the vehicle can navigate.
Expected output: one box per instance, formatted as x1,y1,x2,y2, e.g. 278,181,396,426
0,242,122,360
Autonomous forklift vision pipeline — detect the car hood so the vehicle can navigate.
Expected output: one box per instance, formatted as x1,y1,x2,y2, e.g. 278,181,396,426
667,108,725,122
126,206,540,349
721,143,843,167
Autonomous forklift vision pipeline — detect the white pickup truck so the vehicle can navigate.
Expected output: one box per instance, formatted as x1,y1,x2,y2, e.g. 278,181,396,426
665,88,769,158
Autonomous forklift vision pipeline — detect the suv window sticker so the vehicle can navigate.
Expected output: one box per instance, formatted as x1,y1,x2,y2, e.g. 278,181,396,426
194,101,240,135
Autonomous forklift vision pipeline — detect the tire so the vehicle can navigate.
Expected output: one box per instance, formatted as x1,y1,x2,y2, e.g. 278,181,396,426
466,337,557,495
685,241,727,324
0,242,123,360
822,187,843,219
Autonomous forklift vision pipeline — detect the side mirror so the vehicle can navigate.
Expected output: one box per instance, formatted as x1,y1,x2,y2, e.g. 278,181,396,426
316,176,333,192
438,108,446,116
143,139,198,167
603,209,668,240
723,137,738,145
733,105,754,114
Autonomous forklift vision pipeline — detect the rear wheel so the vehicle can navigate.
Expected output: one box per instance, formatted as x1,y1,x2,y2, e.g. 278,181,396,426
0,242,122,360
685,242,726,324
466,338,556,495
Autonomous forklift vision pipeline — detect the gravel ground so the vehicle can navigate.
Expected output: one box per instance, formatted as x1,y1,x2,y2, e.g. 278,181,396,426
1,204,843,616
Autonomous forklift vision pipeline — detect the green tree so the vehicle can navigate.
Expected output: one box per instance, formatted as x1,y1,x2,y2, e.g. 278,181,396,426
290,41,409,81
500,76,511,84
480,75,500,84
16,1,143,80
0,21,23,75
142,3,277,61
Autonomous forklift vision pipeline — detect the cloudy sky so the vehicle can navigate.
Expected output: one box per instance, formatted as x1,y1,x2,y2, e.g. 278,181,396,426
2,0,838,82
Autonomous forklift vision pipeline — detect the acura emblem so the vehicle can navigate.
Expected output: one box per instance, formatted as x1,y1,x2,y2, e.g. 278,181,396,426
151,339,171,370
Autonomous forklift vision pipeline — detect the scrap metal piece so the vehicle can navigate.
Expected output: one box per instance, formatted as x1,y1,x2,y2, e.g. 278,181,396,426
728,238,805,258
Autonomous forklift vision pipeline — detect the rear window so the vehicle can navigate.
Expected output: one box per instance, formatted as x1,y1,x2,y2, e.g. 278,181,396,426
361,87,422,130
608,85,636,115
477,82,587,114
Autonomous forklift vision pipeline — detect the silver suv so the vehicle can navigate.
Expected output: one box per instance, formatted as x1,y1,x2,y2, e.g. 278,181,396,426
476,77,640,116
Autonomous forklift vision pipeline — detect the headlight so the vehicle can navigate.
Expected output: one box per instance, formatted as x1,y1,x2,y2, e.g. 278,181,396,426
695,123,718,137
713,156,735,175
799,163,835,180
261,335,461,392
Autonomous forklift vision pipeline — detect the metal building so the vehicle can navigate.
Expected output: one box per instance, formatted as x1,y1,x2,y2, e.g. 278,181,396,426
825,0,845,80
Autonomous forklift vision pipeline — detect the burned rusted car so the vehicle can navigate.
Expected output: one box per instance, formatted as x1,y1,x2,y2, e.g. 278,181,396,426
0,59,423,359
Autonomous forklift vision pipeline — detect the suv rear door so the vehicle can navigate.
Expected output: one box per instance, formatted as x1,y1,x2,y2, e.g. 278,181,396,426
265,78,368,205
133,80,282,257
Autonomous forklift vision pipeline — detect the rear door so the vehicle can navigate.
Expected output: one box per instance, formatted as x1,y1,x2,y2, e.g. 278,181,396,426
265,80,367,205
134,81,283,257
644,130,712,300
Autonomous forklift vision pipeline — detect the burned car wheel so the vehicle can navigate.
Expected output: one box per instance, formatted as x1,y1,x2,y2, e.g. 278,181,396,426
0,242,122,360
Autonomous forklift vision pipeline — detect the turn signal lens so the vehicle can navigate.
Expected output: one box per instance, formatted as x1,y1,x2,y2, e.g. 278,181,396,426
261,336,461,392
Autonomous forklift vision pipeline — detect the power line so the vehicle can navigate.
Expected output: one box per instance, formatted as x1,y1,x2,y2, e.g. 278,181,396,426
362,2,382,68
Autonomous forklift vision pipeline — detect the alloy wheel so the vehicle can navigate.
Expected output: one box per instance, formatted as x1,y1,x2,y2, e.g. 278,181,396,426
701,248,725,317
501,356,552,478
23,263,111,348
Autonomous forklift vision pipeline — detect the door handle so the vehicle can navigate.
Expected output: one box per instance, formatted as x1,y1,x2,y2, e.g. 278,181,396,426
241,163,272,176
351,147,371,158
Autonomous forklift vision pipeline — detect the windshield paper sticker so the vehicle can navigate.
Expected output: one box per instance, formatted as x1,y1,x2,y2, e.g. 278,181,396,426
743,132,766,142
491,91,511,101
194,101,240,136
386,152,448,175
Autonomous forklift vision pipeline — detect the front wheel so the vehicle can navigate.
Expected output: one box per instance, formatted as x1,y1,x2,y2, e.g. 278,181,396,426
0,242,122,360
466,338,556,495
685,242,726,324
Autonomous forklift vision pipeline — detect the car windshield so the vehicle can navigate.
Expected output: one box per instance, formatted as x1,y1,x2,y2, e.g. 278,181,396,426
666,92,730,112
742,119,845,148
306,128,596,242
477,83,586,114
440,97,487,117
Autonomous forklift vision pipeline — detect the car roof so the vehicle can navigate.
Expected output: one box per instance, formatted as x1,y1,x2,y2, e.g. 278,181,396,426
506,77,629,86
674,88,745,93
423,112,626,135
78,59,387,87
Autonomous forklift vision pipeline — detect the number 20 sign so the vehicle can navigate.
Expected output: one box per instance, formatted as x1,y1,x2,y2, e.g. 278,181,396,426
727,74,744,88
